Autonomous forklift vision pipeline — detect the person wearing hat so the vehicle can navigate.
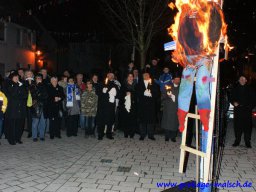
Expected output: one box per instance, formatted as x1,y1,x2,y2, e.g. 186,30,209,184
30,73,48,142
4,71,28,145
161,73,181,142
96,71,119,140
231,75,255,148
137,68,158,140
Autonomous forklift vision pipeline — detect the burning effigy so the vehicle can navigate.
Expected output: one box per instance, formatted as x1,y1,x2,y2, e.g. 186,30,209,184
168,0,227,132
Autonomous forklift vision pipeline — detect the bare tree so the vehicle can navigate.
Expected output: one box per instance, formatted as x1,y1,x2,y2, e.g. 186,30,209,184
99,0,171,68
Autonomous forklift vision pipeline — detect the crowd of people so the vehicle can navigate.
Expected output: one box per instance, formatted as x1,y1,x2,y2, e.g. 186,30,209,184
0,58,182,145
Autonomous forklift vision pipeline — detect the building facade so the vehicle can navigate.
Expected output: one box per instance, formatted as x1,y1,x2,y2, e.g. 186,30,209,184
0,21,36,76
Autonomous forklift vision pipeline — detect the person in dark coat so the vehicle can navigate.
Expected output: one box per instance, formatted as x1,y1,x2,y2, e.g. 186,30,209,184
24,70,35,138
4,72,28,145
96,71,119,140
47,76,65,139
137,69,158,140
161,75,180,142
119,73,137,138
231,75,255,148
30,73,48,141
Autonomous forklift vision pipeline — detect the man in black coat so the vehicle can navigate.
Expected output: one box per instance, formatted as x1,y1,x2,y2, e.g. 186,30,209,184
231,75,255,148
137,69,158,140
96,72,119,140
47,76,65,139
4,72,28,145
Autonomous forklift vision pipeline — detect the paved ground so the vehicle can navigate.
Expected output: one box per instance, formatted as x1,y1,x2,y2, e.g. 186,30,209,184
0,120,255,192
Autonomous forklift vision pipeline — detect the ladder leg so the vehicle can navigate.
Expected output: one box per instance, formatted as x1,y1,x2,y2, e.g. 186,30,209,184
179,117,188,173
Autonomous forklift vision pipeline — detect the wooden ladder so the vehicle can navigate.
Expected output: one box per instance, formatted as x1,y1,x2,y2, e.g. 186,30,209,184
178,46,220,184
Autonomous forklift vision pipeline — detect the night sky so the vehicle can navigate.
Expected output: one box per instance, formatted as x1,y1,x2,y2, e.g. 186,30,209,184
1,0,255,55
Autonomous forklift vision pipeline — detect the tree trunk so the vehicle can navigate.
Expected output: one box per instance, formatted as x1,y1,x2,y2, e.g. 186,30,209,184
139,50,146,69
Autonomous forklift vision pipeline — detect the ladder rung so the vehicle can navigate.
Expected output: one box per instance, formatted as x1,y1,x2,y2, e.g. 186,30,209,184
180,145,206,157
187,113,200,119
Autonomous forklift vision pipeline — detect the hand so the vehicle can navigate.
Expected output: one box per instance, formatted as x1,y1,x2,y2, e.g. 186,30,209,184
126,92,131,96
55,97,60,102
234,102,239,107
146,64,150,68
103,87,108,93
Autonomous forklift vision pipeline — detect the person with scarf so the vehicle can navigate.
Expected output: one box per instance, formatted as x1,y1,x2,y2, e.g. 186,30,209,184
24,70,35,138
66,76,81,137
119,73,137,138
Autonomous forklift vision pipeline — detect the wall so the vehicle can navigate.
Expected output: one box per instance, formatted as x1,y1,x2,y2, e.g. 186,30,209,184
0,22,36,76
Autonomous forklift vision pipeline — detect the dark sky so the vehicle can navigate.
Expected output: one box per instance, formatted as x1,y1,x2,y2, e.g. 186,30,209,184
1,0,255,53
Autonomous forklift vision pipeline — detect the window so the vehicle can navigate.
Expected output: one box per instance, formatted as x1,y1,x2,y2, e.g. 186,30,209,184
16,29,21,45
0,63,5,77
0,22,5,41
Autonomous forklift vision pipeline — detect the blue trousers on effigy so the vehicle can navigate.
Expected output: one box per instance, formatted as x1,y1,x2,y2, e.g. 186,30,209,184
178,56,212,112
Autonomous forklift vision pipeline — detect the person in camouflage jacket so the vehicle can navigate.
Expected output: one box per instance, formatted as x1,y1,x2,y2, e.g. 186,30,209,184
81,80,98,137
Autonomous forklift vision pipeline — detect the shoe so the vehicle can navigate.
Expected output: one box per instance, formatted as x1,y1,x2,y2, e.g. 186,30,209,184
107,136,114,140
130,136,134,139
9,142,16,145
171,138,176,142
98,137,103,140
40,138,45,141
232,141,240,147
73,134,77,137
17,140,23,144
56,136,62,139
165,138,169,142
148,137,156,141
139,137,144,141
177,109,188,132
33,138,38,142
124,134,128,138
27,134,32,138
246,142,252,148
198,109,211,131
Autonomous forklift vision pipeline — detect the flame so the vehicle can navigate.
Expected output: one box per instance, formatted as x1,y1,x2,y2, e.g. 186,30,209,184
105,78,108,85
168,0,228,67
165,85,172,90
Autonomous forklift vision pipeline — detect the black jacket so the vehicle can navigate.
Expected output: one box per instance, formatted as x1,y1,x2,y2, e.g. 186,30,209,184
47,85,65,119
119,82,137,127
5,81,28,119
30,83,48,118
137,80,158,124
96,80,119,125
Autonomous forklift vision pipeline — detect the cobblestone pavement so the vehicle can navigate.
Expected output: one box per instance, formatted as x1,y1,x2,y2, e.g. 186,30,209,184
0,121,255,192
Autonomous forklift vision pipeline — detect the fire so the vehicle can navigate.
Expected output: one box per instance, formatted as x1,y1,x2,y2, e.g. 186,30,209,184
105,78,109,85
165,85,172,90
168,0,227,67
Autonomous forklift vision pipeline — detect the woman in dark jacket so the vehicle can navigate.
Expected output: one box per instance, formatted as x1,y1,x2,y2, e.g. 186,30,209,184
47,76,65,139
30,73,48,141
119,73,137,138
4,72,28,145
